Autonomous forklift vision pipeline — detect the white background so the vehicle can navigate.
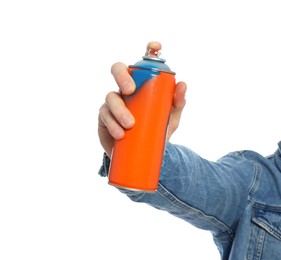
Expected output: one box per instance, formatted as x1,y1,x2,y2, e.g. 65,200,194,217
1,0,281,259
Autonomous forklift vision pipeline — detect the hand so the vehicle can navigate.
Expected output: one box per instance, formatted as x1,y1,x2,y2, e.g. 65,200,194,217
98,42,187,157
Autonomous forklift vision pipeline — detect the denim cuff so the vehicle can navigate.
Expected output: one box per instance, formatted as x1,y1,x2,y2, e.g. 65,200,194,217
98,153,111,177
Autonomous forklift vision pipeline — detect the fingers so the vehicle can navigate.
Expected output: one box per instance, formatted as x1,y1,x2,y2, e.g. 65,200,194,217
99,91,135,140
105,91,135,128
99,103,125,140
166,81,187,141
111,62,136,95
111,41,162,95
173,81,187,110
111,42,162,95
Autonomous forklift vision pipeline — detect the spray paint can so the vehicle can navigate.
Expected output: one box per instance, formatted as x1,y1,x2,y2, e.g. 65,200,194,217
108,46,176,192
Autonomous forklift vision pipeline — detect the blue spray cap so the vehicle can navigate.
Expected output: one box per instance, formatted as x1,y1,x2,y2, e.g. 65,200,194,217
131,47,175,74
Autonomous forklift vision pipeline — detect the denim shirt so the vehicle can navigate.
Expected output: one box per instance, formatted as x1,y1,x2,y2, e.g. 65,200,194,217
98,142,281,259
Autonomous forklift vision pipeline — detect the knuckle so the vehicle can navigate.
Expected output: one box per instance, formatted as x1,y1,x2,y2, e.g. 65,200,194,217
99,103,108,115
98,104,109,125
105,91,117,104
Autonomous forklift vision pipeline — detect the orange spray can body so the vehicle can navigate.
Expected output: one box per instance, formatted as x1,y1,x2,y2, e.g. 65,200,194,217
108,48,176,192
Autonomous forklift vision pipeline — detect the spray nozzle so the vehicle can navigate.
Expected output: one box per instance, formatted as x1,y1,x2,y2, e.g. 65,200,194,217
132,42,174,73
145,48,161,58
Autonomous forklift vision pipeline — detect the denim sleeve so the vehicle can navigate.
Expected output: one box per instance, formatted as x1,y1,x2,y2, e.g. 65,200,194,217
99,142,257,238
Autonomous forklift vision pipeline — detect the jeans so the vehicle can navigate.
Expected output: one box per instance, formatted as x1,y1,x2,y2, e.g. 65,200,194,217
99,142,281,259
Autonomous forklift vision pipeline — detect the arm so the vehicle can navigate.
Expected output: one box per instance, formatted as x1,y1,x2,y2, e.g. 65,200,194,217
99,143,256,240
98,42,255,240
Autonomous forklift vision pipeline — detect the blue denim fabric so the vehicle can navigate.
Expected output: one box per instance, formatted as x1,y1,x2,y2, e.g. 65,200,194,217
98,142,281,259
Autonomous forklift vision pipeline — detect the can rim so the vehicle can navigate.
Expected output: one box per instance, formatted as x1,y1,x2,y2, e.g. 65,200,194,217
128,65,176,75
108,181,158,193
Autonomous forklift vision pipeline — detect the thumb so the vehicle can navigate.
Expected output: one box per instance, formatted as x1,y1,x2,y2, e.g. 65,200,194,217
166,81,187,142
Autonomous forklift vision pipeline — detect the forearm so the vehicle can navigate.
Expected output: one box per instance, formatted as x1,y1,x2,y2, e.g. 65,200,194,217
99,142,256,236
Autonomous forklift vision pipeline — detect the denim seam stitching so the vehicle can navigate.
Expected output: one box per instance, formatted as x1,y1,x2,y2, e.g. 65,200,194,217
157,183,234,240
253,218,281,241
248,163,262,199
